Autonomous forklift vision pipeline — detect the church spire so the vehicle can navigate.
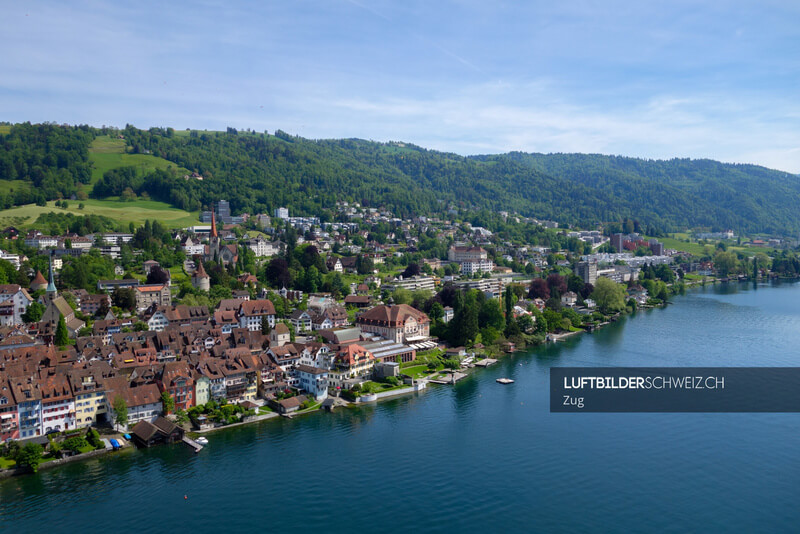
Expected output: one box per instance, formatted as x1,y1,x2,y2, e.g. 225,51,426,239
46,252,57,295
210,210,218,239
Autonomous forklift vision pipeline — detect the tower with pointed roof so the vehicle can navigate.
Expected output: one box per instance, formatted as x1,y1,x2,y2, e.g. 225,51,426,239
46,253,57,297
192,260,210,291
30,270,48,292
208,209,221,263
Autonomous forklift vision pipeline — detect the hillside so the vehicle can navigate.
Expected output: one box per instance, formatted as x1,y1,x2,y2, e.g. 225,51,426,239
498,153,800,235
88,135,191,187
1,122,799,234
0,199,198,230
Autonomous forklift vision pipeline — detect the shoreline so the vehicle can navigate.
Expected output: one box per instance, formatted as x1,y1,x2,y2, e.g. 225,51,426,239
2,277,791,478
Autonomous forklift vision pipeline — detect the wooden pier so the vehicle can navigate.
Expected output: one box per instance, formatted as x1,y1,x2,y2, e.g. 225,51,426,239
474,359,498,367
182,436,204,453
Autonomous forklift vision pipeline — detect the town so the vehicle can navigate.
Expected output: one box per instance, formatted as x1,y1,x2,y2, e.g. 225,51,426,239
0,199,791,471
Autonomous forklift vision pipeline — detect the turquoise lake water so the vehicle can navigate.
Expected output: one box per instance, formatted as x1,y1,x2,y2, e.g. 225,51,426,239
2,281,799,533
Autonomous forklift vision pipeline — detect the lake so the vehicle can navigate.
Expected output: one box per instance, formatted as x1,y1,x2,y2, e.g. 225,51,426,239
2,281,799,533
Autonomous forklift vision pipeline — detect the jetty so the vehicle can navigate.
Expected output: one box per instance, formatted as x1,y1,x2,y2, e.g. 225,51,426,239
474,359,498,367
182,436,204,453
430,371,467,384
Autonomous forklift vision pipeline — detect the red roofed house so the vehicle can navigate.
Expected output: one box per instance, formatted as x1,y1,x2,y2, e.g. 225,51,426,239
328,344,375,390
0,380,19,442
159,362,194,412
356,304,430,344
238,299,276,332
135,284,171,311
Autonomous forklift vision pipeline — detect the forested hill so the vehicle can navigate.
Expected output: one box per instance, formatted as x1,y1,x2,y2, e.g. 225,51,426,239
494,152,800,234
1,122,799,234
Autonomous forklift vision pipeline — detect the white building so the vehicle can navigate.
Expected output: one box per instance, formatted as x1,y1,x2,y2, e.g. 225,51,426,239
449,245,494,275
100,233,134,246
294,364,328,400
0,250,21,269
182,235,205,256
237,300,276,331
111,384,162,431
0,284,33,326
247,236,282,258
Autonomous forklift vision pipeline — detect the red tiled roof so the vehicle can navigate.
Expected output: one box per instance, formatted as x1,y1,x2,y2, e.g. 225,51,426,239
356,304,429,327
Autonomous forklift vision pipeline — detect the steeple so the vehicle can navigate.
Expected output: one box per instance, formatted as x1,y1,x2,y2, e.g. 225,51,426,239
46,253,57,296
210,210,218,239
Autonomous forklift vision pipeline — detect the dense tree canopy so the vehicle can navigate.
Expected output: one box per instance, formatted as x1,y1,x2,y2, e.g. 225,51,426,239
4,123,800,234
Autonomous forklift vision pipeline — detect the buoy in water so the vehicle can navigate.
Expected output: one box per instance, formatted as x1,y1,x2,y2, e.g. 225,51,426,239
184,495,188,500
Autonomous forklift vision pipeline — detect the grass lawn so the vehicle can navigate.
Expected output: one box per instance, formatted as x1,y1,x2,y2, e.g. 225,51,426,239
683,274,711,282
0,178,32,195
0,456,16,469
258,406,274,414
360,381,408,395
0,199,198,229
87,136,191,188
400,365,434,379
414,348,443,360
169,265,189,284
658,236,713,256
78,445,95,454
296,401,321,413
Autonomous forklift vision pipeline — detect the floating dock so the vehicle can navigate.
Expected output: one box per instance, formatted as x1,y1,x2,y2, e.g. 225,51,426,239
474,359,498,367
496,378,515,385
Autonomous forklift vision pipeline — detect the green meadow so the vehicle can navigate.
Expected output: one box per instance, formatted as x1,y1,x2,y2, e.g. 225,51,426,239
87,135,191,187
0,199,198,229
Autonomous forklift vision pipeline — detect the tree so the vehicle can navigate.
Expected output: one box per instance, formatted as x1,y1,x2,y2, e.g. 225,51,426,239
449,290,478,346
392,288,412,305
146,266,170,284
504,286,515,318
402,262,421,278
517,313,534,333
356,255,374,275
546,273,567,298
591,277,626,313
62,436,90,453
55,314,69,346
713,250,739,277
429,301,444,324
112,287,137,311
160,391,175,415
478,298,505,331
22,301,45,323
112,395,128,430
16,443,43,473
528,278,550,300
265,257,291,288
175,409,189,426
543,309,563,332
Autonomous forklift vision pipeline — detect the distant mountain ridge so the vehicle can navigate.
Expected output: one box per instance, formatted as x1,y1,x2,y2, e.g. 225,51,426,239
1,122,798,234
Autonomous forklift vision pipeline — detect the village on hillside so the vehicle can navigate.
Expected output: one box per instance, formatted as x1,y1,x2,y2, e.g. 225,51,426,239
0,199,790,464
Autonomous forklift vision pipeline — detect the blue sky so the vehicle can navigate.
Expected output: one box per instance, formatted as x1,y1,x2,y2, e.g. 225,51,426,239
2,0,799,172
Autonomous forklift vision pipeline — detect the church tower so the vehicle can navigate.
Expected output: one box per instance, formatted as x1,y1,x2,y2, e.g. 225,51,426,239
46,253,57,298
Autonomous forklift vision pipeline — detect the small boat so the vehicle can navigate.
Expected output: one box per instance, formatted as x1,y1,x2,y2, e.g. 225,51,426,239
196,437,209,445
496,378,514,385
